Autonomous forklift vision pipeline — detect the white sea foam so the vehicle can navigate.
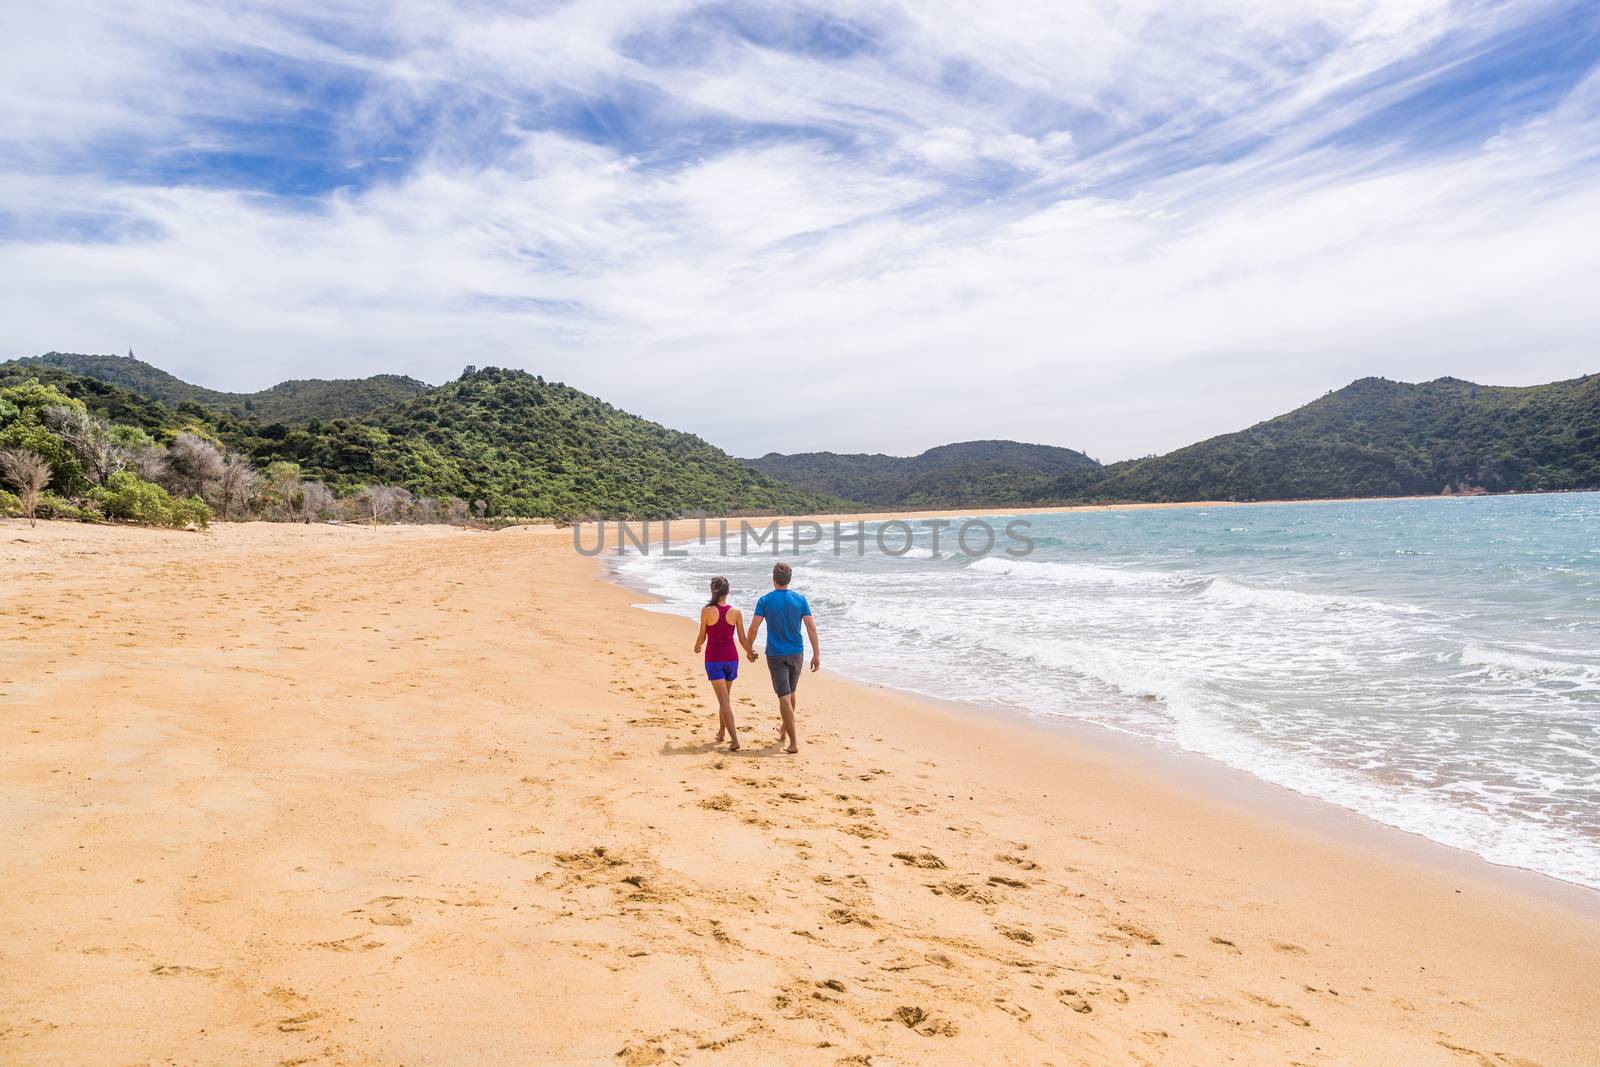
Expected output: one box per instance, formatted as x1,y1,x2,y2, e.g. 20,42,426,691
1458,642,1600,687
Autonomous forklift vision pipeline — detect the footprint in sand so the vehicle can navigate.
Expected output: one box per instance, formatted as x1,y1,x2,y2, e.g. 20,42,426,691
616,1041,667,1066
892,850,947,870
1113,922,1162,946
828,907,874,927
841,823,886,839
929,880,996,905
1057,989,1095,1014
994,998,1032,1021
150,963,221,977
893,1005,959,1037
313,934,384,952
1246,992,1312,1028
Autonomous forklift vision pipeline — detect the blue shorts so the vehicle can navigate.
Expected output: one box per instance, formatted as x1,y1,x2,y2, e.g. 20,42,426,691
705,660,739,682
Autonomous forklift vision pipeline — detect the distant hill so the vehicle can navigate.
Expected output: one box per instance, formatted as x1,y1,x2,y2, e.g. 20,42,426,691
748,375,1600,507
1069,374,1600,502
0,359,838,519
746,440,1101,508
16,352,430,422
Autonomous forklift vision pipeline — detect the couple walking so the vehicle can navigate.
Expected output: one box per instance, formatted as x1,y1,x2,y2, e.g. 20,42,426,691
692,561,820,753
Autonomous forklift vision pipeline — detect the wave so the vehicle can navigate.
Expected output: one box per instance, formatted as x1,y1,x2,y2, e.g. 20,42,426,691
967,554,1432,619
1458,643,1600,688
964,554,1188,589
1195,576,1433,617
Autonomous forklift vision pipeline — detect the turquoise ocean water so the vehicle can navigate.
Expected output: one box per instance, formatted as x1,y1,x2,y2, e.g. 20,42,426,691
615,493,1600,890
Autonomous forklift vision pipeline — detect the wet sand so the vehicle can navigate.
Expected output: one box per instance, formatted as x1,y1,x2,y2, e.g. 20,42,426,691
2,519,1597,1065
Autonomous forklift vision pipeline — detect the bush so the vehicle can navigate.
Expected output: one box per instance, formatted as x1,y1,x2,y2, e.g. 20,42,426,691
0,488,18,516
35,492,99,522
170,495,212,529
92,470,174,524
88,471,211,528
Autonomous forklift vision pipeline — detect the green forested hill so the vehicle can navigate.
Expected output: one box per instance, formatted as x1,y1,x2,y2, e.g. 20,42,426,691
239,367,836,516
749,375,1600,506
1069,374,1600,502
9,352,1596,516
17,352,429,422
0,360,837,518
746,440,1101,508
0,361,200,435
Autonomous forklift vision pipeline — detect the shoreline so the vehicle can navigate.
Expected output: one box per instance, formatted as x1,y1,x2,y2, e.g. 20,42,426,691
543,487,1589,533
5,519,1597,1064
605,543,1600,916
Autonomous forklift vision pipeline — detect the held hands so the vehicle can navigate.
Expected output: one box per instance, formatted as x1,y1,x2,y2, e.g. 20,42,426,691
746,646,759,662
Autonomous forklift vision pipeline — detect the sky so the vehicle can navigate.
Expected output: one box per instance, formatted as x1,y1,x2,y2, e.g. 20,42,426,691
2,1,1598,460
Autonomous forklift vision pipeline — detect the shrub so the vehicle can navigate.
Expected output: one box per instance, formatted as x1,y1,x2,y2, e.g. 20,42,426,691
170,495,212,529
93,470,174,524
0,488,19,516
88,471,210,528
35,492,98,522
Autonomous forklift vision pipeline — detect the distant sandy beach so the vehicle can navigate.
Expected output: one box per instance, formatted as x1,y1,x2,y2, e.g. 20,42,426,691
3,519,1597,1065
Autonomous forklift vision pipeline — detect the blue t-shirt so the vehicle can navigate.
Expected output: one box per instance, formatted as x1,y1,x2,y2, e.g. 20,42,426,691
754,588,811,656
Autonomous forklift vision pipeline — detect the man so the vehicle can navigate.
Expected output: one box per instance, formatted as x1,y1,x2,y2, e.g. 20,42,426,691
746,561,820,753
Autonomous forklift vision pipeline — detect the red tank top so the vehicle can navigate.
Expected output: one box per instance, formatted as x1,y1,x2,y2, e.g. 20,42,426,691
705,604,738,661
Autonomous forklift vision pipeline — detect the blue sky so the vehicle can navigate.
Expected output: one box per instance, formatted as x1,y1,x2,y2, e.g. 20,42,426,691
2,0,1598,459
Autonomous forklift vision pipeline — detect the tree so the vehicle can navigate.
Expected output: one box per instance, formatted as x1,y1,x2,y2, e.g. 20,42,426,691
0,448,52,527
444,496,469,523
356,484,398,525
0,380,88,493
42,405,123,486
262,461,303,520
164,431,224,500
298,480,336,522
388,485,414,522
217,454,260,521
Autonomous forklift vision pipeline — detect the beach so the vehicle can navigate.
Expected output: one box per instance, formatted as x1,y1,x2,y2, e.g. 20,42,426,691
3,519,1598,1066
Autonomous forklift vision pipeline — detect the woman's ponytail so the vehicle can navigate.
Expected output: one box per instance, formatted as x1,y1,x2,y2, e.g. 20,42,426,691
707,575,730,607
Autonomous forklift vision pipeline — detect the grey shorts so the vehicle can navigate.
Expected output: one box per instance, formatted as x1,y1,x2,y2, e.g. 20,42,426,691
766,653,804,697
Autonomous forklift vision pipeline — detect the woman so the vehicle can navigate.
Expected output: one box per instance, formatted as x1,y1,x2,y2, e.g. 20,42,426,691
693,576,754,751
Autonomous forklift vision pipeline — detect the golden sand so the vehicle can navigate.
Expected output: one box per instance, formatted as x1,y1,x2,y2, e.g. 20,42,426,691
3,519,1596,1065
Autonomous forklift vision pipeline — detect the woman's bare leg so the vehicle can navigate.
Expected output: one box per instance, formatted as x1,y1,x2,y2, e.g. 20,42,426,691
711,678,739,750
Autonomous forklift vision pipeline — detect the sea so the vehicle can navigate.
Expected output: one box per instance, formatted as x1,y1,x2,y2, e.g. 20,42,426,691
611,493,1600,891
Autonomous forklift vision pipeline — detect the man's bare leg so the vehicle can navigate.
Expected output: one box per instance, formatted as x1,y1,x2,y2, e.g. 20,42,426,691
777,690,799,739
778,693,798,753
